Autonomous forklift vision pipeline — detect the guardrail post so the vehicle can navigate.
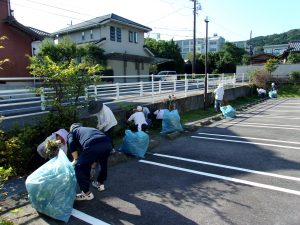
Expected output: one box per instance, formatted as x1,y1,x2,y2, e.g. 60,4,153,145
173,79,176,92
158,80,162,93
94,85,98,100
242,73,245,84
196,78,199,88
151,74,154,103
116,83,120,99
140,81,143,96
233,73,236,87
40,87,46,111
207,73,210,89
222,73,224,84
184,73,187,97
85,87,88,100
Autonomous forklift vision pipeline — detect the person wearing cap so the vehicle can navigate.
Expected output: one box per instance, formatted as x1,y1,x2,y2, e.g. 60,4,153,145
68,123,113,201
37,129,69,159
213,84,225,112
88,100,117,151
127,106,148,132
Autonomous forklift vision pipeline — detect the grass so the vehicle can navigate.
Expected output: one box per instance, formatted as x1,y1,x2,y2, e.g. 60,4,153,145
277,84,300,98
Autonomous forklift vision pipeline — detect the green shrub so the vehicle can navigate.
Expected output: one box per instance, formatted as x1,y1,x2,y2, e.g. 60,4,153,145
289,71,300,83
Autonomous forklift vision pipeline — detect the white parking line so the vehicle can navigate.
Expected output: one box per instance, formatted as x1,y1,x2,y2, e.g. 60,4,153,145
153,153,300,181
190,136,300,150
71,209,110,225
215,122,300,131
197,132,300,145
236,115,300,120
139,160,300,196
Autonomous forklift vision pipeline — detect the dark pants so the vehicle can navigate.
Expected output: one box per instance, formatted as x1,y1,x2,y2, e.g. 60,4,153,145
215,99,222,112
134,123,148,132
75,137,112,193
104,127,115,148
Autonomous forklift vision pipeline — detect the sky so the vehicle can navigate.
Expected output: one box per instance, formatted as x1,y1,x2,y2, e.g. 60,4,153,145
9,0,300,42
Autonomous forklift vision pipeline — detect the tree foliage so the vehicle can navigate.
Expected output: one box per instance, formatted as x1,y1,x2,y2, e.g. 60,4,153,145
287,52,300,64
264,58,279,74
0,36,9,69
248,29,300,46
28,38,104,121
145,38,184,74
186,42,247,74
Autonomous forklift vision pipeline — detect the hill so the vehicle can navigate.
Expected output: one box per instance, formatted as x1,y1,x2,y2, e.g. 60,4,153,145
248,29,300,46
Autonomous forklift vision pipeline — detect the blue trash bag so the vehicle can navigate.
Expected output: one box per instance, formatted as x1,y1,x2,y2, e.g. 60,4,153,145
220,105,236,119
269,90,277,98
25,149,76,223
161,109,183,134
120,129,149,158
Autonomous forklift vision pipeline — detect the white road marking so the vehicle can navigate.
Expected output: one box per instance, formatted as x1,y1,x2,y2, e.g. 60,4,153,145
236,114,300,120
215,122,300,131
71,208,110,225
139,160,300,196
190,136,300,150
218,121,300,128
197,132,300,145
153,153,300,181
253,109,300,112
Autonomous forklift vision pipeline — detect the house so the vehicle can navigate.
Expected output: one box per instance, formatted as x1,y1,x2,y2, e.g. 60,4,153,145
0,0,49,79
53,13,163,83
250,53,278,65
280,40,300,62
263,44,288,55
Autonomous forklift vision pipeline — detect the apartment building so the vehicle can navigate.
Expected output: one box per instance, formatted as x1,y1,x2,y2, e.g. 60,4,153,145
175,34,225,59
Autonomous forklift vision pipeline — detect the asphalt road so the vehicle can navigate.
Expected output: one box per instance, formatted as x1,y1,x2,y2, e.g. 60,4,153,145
44,98,300,225
2,98,299,225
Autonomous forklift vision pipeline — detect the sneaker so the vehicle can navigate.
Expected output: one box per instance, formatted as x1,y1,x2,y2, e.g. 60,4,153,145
92,181,105,192
76,191,94,201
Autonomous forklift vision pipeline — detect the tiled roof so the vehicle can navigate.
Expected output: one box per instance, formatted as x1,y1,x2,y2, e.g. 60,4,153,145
288,41,300,52
53,13,152,35
5,16,49,40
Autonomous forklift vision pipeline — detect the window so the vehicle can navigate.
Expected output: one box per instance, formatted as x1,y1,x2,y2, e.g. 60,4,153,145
129,31,138,43
110,26,115,41
90,30,93,39
81,32,85,41
129,31,133,43
117,28,121,42
141,62,144,70
134,32,138,43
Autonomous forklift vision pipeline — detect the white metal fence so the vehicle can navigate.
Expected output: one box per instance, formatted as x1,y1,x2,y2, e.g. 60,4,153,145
0,73,249,117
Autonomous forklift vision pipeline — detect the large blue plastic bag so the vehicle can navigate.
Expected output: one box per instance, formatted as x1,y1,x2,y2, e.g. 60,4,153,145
161,109,183,134
25,149,76,222
269,90,277,98
220,105,236,119
120,130,149,158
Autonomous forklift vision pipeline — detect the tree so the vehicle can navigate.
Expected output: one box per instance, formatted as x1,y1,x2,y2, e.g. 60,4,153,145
28,38,104,121
0,36,9,69
145,38,184,74
264,58,278,75
287,52,300,64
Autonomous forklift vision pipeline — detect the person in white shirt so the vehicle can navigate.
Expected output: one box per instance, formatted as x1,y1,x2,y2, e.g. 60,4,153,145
214,84,224,112
127,106,148,132
88,100,118,150
153,109,166,120
257,88,266,98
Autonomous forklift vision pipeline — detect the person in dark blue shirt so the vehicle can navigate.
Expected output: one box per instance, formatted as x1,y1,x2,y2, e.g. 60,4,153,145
68,123,112,201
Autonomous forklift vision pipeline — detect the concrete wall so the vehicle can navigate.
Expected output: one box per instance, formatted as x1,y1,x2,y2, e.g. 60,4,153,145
99,85,252,133
236,64,300,79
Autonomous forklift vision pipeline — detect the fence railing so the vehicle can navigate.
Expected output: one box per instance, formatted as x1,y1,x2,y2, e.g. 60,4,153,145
0,73,249,117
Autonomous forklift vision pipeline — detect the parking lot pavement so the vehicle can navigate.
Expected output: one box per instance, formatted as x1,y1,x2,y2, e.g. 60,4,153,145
2,98,300,225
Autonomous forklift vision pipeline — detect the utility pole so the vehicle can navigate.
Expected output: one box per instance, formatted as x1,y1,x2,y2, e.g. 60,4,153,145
204,17,209,109
191,0,201,75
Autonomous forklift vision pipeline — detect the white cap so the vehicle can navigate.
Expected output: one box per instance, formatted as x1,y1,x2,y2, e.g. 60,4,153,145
137,106,142,111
